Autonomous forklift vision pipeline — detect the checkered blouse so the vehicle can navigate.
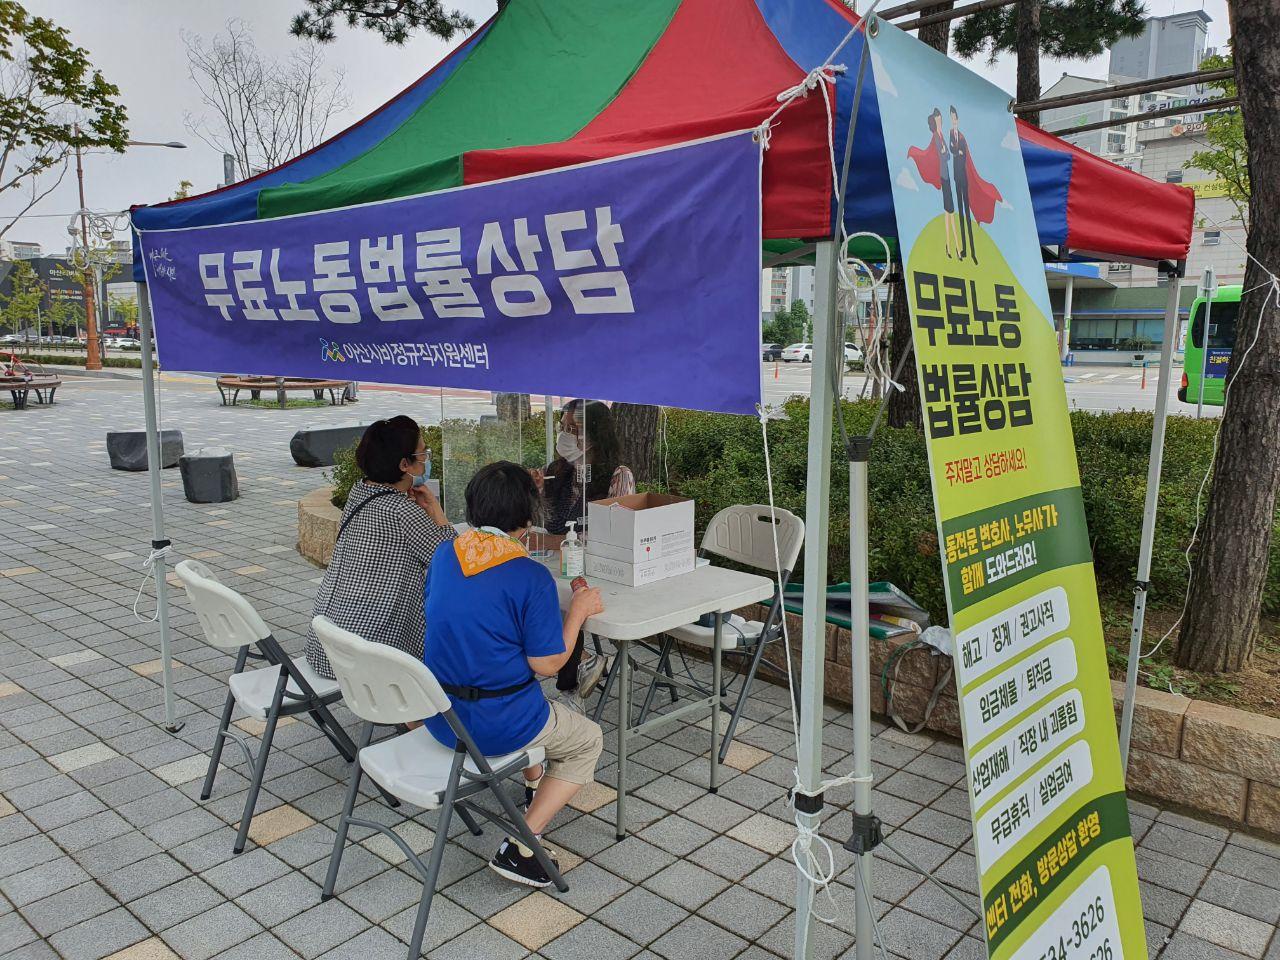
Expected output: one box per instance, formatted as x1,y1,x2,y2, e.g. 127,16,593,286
305,480,456,679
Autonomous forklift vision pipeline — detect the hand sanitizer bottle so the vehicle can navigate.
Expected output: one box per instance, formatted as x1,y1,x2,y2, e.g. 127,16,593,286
561,520,584,578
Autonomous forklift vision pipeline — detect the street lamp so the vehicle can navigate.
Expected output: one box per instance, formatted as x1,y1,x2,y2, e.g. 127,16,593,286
73,127,186,370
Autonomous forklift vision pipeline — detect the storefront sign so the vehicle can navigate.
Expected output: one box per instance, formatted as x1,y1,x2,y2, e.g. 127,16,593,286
137,132,764,415
870,20,1147,960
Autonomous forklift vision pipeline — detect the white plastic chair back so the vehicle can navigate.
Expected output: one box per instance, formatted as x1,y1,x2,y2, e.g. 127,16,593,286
701,504,804,575
312,615,452,726
175,559,271,651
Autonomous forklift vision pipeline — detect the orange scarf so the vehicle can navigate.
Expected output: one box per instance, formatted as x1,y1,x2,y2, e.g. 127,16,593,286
454,528,528,577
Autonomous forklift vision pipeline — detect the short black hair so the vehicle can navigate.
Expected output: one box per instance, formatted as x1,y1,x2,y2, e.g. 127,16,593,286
465,461,540,532
356,416,420,484
950,105,958,117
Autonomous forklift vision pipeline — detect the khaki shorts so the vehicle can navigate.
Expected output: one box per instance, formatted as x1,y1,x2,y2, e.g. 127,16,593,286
524,700,604,786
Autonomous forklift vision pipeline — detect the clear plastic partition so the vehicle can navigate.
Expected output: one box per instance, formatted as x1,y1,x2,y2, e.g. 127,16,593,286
438,390,530,527
437,392,626,550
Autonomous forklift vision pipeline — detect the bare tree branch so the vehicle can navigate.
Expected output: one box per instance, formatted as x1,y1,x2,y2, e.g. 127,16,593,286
183,21,349,183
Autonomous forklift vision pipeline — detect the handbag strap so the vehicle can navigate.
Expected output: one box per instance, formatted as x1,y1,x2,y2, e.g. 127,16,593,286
337,488,400,541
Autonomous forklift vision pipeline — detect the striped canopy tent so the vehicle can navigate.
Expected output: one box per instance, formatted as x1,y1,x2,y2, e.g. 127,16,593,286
131,0,1194,271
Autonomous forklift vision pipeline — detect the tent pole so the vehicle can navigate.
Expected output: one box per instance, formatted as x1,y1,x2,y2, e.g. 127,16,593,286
847,435,874,960
544,394,555,464
795,239,838,960
1060,274,1074,362
136,283,182,734
1118,272,1180,770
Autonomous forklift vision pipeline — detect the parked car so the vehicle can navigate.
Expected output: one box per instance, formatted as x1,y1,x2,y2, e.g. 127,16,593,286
116,338,143,351
781,343,813,362
762,342,784,361
845,343,864,363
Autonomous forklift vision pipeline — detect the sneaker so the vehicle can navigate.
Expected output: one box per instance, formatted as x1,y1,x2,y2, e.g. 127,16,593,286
523,769,543,808
489,838,557,887
577,653,607,698
555,689,586,715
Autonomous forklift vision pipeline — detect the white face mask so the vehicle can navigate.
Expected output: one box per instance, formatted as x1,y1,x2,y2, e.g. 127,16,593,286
556,430,583,462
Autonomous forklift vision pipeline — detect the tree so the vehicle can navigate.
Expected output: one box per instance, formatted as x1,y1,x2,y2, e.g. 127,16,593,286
612,402,660,483
0,259,45,338
1186,53,1248,224
290,0,474,45
46,296,82,338
184,21,350,182
1176,1,1280,674
170,179,194,202
0,1,128,239
108,294,138,333
789,299,812,342
952,0,1146,125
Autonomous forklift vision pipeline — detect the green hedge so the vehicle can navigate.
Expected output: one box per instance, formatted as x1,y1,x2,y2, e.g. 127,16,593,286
325,400,1279,627
658,401,1279,626
11,353,145,369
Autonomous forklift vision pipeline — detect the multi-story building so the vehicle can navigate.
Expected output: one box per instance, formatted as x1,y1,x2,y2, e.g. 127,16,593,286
1037,12,1239,356
1108,11,1212,90
0,240,43,261
760,265,816,317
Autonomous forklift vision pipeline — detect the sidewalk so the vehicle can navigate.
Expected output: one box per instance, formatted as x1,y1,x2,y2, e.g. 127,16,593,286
1,377,1277,960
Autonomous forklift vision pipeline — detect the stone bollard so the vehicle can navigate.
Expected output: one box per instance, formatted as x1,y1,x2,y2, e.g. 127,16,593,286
179,447,239,503
107,430,184,471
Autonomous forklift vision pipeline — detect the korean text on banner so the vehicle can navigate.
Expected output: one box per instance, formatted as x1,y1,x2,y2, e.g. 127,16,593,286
868,20,1146,960
135,132,764,416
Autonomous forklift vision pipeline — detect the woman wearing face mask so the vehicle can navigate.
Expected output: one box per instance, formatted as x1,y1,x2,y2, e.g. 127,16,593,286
531,400,635,709
303,416,455,680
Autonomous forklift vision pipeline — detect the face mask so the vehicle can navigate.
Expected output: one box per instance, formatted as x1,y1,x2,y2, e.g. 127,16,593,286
556,430,583,462
409,452,431,485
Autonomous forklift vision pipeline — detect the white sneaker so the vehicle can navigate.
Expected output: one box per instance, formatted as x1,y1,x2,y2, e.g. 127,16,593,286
577,653,607,698
555,690,586,715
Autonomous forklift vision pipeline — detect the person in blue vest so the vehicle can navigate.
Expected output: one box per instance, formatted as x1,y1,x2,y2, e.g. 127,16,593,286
422,461,605,888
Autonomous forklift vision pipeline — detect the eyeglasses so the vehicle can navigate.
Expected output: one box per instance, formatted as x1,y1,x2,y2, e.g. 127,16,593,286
410,451,429,461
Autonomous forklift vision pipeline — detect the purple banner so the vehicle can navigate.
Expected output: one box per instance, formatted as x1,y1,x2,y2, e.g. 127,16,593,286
136,132,763,415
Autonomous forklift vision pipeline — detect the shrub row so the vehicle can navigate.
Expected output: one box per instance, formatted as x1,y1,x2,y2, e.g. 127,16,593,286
327,400,1278,627
11,353,145,369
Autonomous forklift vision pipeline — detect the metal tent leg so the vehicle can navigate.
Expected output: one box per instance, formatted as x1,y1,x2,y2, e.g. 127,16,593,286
847,439,875,960
136,282,182,734
1119,273,1182,770
794,240,838,960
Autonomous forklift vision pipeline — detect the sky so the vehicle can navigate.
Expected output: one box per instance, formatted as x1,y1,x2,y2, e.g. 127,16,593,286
4,0,1231,255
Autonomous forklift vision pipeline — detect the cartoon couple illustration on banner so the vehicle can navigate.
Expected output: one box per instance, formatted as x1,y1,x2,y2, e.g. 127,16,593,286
908,105,1002,264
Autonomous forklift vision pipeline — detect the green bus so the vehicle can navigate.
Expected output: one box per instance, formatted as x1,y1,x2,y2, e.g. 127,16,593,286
1179,284,1241,407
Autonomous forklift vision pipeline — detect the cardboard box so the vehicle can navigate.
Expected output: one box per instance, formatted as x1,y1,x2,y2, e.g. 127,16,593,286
584,549,696,587
585,493,695,564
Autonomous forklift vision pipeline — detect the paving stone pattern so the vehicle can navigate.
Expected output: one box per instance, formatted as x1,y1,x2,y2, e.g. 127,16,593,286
1,376,1279,960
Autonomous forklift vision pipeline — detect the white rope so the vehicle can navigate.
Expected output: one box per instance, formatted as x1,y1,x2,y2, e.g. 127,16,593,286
758,404,879,928
132,544,172,623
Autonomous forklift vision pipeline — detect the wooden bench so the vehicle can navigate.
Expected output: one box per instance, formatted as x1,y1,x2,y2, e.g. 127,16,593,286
215,375,352,407
1,358,61,410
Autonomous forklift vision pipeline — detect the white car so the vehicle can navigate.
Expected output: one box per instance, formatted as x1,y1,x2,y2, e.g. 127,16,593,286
781,343,813,362
845,343,864,363
116,338,142,350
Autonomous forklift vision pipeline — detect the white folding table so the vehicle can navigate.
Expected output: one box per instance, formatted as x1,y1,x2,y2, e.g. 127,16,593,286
540,559,774,838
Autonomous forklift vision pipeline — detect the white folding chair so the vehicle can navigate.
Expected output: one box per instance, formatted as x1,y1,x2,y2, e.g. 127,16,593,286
175,560,392,854
630,504,804,761
312,615,568,960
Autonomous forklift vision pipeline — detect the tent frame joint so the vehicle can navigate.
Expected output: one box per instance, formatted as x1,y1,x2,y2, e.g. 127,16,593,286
843,813,884,856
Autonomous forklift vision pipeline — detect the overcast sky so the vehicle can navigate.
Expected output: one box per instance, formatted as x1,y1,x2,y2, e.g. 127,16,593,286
5,0,1230,254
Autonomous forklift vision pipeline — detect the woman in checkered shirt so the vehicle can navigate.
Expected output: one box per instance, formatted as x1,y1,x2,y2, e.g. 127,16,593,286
304,417,456,680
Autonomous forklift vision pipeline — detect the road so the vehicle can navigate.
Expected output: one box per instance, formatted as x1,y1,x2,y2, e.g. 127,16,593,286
44,360,1222,423
762,359,1222,417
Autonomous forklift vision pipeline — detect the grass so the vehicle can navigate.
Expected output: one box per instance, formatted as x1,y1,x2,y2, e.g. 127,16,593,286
245,397,330,410
1101,595,1280,717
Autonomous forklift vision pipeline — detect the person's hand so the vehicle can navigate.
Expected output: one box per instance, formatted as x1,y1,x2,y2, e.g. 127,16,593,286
410,484,448,526
569,586,604,622
529,467,545,493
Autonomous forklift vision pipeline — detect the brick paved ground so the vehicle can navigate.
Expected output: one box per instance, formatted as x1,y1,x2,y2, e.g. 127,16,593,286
1,373,1278,960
